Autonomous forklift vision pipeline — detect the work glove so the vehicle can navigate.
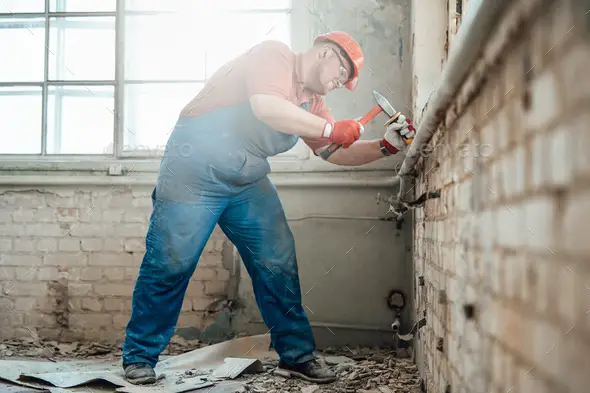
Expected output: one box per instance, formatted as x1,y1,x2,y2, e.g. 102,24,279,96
381,114,416,154
322,119,364,148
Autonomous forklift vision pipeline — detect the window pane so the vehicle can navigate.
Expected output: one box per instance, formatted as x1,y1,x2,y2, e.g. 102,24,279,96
0,18,45,82
125,0,194,12
0,87,42,154
123,83,203,151
3,0,45,13
125,0,290,12
124,14,206,81
218,0,291,10
48,17,115,81
205,12,291,77
47,86,114,154
50,0,116,12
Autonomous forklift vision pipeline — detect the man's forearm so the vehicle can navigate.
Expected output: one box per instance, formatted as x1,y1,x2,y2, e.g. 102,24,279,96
249,94,327,139
317,139,386,166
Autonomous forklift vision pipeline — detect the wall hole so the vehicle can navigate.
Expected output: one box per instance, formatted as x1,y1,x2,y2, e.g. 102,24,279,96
463,303,476,320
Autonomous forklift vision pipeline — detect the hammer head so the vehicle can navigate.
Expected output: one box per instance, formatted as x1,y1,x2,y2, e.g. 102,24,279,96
372,90,396,118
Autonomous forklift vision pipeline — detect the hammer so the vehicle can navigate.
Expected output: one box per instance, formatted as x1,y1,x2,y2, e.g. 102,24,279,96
319,90,403,160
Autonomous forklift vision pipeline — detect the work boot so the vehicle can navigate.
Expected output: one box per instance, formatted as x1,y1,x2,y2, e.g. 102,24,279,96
124,363,156,385
277,359,337,384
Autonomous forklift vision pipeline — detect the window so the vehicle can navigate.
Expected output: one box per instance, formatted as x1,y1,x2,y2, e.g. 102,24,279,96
0,0,293,157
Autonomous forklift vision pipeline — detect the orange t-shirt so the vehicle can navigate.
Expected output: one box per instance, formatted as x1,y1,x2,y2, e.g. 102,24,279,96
179,40,332,153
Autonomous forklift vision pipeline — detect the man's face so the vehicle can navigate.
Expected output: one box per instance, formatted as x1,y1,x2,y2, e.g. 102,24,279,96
314,45,352,95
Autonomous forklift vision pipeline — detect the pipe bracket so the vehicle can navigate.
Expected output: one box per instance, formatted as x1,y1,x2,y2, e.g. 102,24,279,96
395,317,427,342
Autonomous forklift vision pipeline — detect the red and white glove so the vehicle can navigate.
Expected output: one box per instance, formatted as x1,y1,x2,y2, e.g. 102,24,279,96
381,114,416,155
322,119,364,148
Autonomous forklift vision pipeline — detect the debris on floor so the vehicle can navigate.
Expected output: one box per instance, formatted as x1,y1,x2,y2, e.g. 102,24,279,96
0,334,420,393
236,346,421,393
0,335,206,360
0,334,274,393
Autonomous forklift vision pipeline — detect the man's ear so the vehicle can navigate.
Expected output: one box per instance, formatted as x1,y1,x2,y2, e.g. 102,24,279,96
317,45,330,60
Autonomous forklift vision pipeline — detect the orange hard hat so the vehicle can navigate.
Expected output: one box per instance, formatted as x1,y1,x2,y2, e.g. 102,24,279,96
314,31,364,91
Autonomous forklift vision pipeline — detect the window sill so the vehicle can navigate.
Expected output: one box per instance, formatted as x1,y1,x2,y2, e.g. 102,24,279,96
0,154,400,173
0,172,399,188
0,156,401,187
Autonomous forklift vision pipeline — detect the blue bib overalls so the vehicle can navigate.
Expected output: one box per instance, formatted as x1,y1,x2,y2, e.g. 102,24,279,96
122,100,316,368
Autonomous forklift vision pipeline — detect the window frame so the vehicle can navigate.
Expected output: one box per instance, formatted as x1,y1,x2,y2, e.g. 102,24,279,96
0,0,313,163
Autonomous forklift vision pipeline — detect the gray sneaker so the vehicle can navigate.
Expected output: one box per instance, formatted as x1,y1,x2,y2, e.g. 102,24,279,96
124,363,156,385
277,359,337,384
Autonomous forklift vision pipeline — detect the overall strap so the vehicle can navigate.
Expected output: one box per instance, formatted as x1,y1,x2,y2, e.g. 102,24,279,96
299,98,313,112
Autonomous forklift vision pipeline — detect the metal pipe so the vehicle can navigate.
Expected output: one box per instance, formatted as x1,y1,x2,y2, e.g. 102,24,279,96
395,0,511,205
0,175,400,188
287,214,390,222
272,176,400,188
250,319,394,333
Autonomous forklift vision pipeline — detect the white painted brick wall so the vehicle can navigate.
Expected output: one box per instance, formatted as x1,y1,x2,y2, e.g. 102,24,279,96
0,186,231,343
414,0,590,392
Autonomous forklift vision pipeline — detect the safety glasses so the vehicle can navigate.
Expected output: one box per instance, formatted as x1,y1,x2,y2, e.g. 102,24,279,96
331,48,350,87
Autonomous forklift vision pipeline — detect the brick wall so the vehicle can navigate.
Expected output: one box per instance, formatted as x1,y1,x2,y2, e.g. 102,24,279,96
0,185,231,343
413,0,590,392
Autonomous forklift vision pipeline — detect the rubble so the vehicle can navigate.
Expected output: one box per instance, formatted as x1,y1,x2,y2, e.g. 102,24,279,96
0,336,420,393
235,346,421,393
0,335,206,360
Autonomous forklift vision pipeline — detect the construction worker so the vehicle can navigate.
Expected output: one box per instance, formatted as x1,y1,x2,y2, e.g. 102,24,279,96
121,31,416,385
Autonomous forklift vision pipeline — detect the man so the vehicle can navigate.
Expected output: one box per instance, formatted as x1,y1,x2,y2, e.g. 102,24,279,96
121,31,416,385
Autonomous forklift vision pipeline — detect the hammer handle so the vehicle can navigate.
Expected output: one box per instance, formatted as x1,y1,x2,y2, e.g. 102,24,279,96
319,104,383,160
359,104,384,126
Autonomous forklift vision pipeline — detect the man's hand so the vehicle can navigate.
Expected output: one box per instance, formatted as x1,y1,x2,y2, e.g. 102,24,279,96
322,119,364,148
382,114,416,154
